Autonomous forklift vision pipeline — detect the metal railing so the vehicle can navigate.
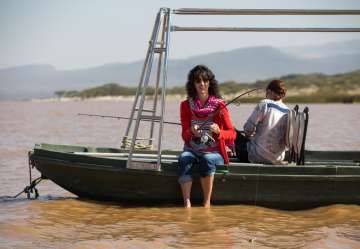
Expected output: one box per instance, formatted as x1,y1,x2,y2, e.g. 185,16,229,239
173,8,360,15
172,8,360,32
123,8,360,170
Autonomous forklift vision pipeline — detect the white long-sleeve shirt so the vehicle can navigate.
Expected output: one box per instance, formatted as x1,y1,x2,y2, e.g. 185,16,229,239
244,99,289,164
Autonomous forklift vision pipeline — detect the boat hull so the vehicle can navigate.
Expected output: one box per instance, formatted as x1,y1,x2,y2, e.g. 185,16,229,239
30,143,360,210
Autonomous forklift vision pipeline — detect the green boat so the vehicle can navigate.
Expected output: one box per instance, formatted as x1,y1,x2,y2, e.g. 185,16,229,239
29,143,360,210
27,8,360,209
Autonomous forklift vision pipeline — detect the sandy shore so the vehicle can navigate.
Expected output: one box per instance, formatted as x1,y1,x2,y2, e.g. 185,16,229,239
31,94,187,102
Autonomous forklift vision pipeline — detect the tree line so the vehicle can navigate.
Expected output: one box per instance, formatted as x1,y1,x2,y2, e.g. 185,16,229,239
55,69,360,103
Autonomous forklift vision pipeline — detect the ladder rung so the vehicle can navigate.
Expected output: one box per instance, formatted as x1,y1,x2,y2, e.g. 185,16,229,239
135,108,155,113
154,47,166,53
135,138,154,141
140,115,161,121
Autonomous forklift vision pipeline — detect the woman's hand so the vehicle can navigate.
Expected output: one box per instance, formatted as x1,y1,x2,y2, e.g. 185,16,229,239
191,125,201,137
209,123,220,134
244,127,256,137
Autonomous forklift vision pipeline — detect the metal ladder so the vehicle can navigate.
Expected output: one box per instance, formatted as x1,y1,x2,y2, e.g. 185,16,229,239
122,8,171,171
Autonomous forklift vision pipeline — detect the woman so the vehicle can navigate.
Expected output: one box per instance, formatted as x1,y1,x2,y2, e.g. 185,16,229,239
235,79,289,164
178,65,236,208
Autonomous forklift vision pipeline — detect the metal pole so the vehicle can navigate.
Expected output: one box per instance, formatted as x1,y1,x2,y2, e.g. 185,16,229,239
124,11,162,139
172,26,360,32
156,8,172,169
149,11,168,146
173,8,360,15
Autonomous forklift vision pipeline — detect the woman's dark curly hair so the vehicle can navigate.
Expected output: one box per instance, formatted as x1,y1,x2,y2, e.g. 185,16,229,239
186,65,222,99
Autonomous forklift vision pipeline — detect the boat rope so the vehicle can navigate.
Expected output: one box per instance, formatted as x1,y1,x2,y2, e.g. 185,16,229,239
254,165,260,207
0,152,43,201
0,177,43,200
14,177,42,199
120,136,153,150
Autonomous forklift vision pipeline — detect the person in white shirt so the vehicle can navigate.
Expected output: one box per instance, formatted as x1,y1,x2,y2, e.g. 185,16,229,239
235,80,289,164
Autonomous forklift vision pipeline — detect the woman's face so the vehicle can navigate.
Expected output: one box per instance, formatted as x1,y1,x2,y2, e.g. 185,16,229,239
194,78,209,97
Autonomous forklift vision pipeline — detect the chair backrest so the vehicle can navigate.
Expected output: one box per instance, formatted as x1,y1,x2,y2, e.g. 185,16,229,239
285,105,309,165
285,109,296,149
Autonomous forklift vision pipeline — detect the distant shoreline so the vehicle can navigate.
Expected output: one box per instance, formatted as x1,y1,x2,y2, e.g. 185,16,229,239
28,91,360,104
46,69,360,104
30,94,185,102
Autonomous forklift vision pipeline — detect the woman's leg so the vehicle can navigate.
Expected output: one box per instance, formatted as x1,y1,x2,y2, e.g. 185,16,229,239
199,153,224,208
178,150,197,208
200,175,214,208
181,181,192,208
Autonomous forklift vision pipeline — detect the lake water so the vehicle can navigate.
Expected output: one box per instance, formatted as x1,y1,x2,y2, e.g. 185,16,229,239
0,100,360,248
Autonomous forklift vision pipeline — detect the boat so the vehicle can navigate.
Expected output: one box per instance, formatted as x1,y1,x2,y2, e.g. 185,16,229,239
27,8,360,210
29,143,360,210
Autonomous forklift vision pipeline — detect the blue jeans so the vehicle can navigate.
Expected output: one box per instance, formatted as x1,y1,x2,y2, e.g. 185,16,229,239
178,150,224,184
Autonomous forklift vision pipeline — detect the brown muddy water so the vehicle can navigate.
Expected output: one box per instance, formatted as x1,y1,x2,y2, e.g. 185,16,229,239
0,100,360,249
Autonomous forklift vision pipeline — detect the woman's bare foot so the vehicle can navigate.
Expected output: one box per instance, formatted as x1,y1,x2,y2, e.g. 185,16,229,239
203,201,211,208
184,199,191,208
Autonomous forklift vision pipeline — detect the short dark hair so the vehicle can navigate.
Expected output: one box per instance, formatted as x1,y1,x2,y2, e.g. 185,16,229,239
186,65,222,99
266,80,286,100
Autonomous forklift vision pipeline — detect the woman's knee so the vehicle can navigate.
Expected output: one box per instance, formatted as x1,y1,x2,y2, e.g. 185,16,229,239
178,151,196,164
202,153,224,165
199,153,224,177
178,151,197,183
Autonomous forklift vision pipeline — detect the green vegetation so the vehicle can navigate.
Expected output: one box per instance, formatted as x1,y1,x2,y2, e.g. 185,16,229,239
228,95,360,104
254,70,360,94
55,70,360,103
56,83,138,98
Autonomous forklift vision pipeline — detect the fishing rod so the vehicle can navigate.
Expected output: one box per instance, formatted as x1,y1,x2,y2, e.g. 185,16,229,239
197,88,262,126
193,88,261,145
224,88,261,106
78,88,262,126
78,113,181,125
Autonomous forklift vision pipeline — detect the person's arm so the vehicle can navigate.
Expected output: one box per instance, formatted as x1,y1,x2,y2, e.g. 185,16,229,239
243,101,267,137
180,101,193,142
212,104,236,141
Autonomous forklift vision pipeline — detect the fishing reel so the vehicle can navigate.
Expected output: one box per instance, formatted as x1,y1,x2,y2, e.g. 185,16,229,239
200,132,215,146
193,131,215,147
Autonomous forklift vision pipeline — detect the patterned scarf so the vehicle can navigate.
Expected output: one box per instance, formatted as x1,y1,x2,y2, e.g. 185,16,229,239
189,96,224,117
189,95,235,154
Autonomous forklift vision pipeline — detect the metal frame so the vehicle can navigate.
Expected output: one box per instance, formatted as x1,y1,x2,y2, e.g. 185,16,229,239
173,8,360,15
123,8,171,170
124,7,360,170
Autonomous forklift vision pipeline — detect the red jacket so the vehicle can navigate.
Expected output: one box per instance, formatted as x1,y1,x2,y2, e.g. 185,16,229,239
180,99,236,164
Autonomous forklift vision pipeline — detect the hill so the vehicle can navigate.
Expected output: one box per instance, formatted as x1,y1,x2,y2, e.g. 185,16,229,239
56,70,360,103
1,39,360,100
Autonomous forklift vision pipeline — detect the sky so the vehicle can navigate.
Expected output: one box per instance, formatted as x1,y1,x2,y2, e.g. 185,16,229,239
0,0,360,70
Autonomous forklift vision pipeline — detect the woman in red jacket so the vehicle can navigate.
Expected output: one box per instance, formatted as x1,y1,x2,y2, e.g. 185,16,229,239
179,65,236,208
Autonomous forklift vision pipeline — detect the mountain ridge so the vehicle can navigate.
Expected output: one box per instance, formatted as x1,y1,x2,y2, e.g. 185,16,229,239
1,40,360,100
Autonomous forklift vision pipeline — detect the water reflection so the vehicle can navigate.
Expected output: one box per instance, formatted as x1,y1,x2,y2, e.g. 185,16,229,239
1,198,360,248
